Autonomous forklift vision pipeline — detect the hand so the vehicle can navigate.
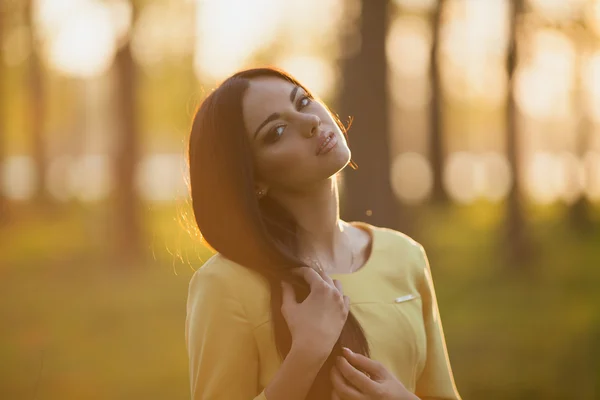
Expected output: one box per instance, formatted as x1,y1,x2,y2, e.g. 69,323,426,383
281,267,350,360
330,347,418,400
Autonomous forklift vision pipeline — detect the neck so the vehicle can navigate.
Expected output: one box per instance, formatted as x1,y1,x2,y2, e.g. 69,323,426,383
267,177,351,267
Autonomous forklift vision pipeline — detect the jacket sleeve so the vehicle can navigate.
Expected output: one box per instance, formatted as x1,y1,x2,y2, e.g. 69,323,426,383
185,265,267,400
414,245,462,400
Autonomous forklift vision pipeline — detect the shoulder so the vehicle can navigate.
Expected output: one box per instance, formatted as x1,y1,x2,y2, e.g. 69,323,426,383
363,222,429,279
187,253,271,321
367,223,425,260
377,225,422,249
189,253,270,294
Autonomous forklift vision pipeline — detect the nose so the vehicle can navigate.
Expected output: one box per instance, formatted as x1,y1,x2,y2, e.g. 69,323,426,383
301,114,321,138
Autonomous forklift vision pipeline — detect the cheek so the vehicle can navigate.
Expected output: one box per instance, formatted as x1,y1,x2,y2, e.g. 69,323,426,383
255,143,311,183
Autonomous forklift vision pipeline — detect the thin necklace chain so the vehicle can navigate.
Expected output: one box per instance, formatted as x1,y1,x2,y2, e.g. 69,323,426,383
301,223,357,274
304,249,356,274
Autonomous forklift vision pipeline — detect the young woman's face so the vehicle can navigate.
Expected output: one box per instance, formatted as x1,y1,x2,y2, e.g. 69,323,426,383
242,76,351,193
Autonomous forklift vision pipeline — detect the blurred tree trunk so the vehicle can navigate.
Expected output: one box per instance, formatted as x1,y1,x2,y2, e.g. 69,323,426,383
569,24,593,233
429,0,448,204
25,0,48,206
0,4,6,224
505,0,532,265
112,2,143,264
339,0,400,231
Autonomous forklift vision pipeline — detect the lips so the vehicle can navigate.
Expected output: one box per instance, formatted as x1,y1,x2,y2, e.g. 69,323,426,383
316,131,335,155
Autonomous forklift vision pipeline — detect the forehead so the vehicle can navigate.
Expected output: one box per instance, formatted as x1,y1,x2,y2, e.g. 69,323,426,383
242,76,297,133
245,76,296,103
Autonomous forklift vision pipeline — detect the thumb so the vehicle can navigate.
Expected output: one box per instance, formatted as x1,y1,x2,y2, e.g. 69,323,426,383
342,347,388,379
281,281,297,306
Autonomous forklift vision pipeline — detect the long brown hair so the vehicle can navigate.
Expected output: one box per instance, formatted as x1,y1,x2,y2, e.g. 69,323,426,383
187,67,369,399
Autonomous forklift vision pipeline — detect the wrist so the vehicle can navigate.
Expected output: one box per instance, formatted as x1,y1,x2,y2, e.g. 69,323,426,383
402,393,420,400
391,388,420,400
290,339,330,364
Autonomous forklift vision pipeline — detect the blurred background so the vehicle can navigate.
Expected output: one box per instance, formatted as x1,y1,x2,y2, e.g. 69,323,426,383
1,0,600,398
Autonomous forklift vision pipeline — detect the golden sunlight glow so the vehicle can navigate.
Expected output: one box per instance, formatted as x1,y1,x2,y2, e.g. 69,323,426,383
36,0,123,78
515,29,575,120
2,157,35,201
277,0,345,52
444,152,480,204
45,154,189,203
276,56,335,99
585,0,600,36
34,0,80,33
193,0,344,84
441,152,512,204
107,0,132,43
390,75,430,110
387,16,431,78
480,152,512,202
194,0,284,82
47,155,74,202
584,151,600,201
2,25,31,67
524,151,587,204
390,152,432,204
555,151,585,204
71,155,113,202
392,0,437,12
17,0,597,207
387,16,432,112
525,152,558,204
132,1,194,68
136,155,188,203
586,51,600,123
439,0,509,104
528,0,587,21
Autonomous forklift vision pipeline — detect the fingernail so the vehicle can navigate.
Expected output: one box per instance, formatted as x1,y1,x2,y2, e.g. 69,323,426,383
343,347,353,355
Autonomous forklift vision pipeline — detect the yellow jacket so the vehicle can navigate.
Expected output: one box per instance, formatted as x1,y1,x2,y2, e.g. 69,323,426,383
185,222,462,399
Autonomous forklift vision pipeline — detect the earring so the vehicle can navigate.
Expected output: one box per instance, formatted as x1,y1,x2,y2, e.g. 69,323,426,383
255,188,267,199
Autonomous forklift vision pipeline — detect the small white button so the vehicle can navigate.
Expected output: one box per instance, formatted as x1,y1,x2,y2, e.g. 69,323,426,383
394,294,416,303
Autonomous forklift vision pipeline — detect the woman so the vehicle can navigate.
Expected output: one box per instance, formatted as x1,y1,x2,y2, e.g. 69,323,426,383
185,67,461,400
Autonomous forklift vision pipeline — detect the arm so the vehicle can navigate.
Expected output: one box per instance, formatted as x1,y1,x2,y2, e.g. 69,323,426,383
185,266,327,400
264,341,328,400
414,245,462,400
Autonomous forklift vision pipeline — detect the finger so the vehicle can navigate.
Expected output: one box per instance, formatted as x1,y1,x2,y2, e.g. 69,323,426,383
312,264,335,287
336,355,376,394
330,364,362,400
323,273,336,288
342,347,386,380
291,267,325,289
333,279,343,294
280,281,297,306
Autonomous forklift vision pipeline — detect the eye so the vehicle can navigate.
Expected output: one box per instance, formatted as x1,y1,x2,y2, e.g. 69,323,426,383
296,95,312,110
264,125,285,143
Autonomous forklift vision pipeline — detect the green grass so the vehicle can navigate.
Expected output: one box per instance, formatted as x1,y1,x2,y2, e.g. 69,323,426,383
1,201,599,399
1,202,210,400
418,201,600,399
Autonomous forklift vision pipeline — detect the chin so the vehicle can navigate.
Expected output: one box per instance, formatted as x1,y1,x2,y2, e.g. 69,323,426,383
325,145,352,174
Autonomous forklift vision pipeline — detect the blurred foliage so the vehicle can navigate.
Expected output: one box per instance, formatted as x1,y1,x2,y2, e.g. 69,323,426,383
1,202,599,399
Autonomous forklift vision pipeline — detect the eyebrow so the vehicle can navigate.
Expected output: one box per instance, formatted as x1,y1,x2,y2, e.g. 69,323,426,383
290,86,299,103
253,85,300,140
